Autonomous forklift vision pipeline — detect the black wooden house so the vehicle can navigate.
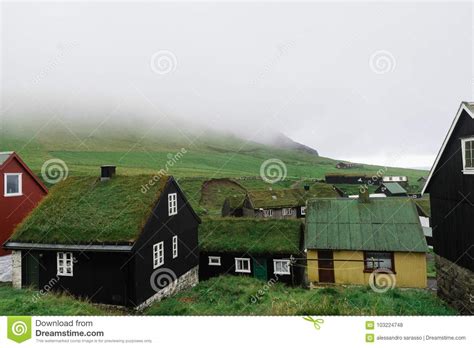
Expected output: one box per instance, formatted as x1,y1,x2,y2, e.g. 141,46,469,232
423,102,474,314
199,218,305,286
4,169,201,309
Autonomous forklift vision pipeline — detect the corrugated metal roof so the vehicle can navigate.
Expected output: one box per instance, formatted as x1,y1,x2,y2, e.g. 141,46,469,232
305,198,427,252
0,152,13,166
381,182,407,194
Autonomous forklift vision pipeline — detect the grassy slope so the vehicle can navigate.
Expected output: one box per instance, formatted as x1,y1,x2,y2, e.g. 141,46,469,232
0,283,118,315
146,276,455,316
0,130,428,184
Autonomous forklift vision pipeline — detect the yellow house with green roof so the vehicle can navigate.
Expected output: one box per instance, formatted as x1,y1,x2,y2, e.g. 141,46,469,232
305,193,428,289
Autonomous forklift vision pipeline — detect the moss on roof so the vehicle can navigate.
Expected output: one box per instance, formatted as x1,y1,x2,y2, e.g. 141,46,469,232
305,197,428,252
199,218,303,254
246,186,339,209
10,175,169,244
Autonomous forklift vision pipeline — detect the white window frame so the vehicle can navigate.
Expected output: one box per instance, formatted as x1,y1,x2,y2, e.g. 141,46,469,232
168,193,178,216
208,256,221,266
282,208,293,216
273,259,291,275
172,235,178,259
235,257,251,273
263,209,273,218
300,206,306,216
461,137,474,174
4,173,22,197
57,252,73,277
153,241,164,269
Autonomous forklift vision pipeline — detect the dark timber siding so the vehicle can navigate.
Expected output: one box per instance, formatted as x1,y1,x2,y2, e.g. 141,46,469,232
131,179,200,305
199,252,304,286
21,249,131,306
428,109,474,271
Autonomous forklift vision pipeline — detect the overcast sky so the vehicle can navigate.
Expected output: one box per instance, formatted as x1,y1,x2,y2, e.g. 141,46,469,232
1,1,473,168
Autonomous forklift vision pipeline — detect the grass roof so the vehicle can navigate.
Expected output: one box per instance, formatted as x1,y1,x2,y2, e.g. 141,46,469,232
10,175,169,244
246,186,338,209
305,197,428,252
199,218,303,254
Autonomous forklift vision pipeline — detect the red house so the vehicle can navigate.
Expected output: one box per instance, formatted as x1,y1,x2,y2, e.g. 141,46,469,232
0,152,48,256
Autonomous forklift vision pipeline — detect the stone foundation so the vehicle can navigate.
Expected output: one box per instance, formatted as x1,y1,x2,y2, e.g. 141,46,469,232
135,266,199,311
11,250,22,288
435,255,473,314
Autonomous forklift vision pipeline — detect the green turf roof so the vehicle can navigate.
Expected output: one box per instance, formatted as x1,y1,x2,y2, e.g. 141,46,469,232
10,175,170,244
381,182,407,194
246,185,339,209
305,198,427,252
199,218,303,254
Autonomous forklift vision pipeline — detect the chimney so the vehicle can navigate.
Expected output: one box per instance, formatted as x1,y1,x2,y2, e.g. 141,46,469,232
100,165,116,181
358,187,370,203
304,184,310,191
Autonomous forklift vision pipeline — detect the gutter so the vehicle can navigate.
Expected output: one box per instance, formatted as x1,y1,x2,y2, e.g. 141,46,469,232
3,242,133,253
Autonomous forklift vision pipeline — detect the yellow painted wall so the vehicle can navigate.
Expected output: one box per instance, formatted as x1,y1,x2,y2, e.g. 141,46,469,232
307,250,427,288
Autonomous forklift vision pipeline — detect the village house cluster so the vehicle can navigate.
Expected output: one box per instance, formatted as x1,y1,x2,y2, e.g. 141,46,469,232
0,102,472,314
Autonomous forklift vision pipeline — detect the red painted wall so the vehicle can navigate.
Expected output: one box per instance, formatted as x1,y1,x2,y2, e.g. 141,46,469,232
0,156,47,256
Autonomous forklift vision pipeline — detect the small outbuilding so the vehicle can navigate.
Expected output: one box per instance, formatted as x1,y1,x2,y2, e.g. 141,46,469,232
231,185,339,219
305,194,428,288
4,171,200,309
199,218,305,285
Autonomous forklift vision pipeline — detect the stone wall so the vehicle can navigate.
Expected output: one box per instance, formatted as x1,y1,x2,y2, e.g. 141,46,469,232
11,250,22,289
135,266,199,311
436,255,473,314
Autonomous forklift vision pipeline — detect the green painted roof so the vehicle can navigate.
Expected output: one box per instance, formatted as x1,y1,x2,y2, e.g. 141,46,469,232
381,182,407,194
305,198,427,252
247,185,339,209
10,175,170,244
199,218,303,254
0,152,13,166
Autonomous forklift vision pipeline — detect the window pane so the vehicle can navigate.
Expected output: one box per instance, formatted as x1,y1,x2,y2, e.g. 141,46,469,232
6,175,19,194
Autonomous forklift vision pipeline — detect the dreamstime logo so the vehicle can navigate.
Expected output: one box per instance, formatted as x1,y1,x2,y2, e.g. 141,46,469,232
41,159,69,184
369,50,396,74
150,50,178,75
369,268,396,293
7,317,32,343
150,268,177,293
260,158,287,184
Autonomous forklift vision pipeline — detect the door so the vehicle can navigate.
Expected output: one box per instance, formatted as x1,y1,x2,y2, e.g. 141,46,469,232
318,250,335,283
24,252,40,288
253,258,267,281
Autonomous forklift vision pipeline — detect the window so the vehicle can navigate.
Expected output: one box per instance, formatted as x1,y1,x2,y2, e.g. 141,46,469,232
263,209,273,218
235,258,251,273
282,208,294,216
4,173,22,197
153,242,164,268
462,138,474,173
273,259,291,275
172,236,178,259
364,252,393,271
208,256,221,266
168,193,177,216
57,252,73,276
301,206,306,216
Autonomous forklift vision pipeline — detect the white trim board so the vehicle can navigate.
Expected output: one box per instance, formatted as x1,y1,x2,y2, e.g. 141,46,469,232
422,102,474,195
